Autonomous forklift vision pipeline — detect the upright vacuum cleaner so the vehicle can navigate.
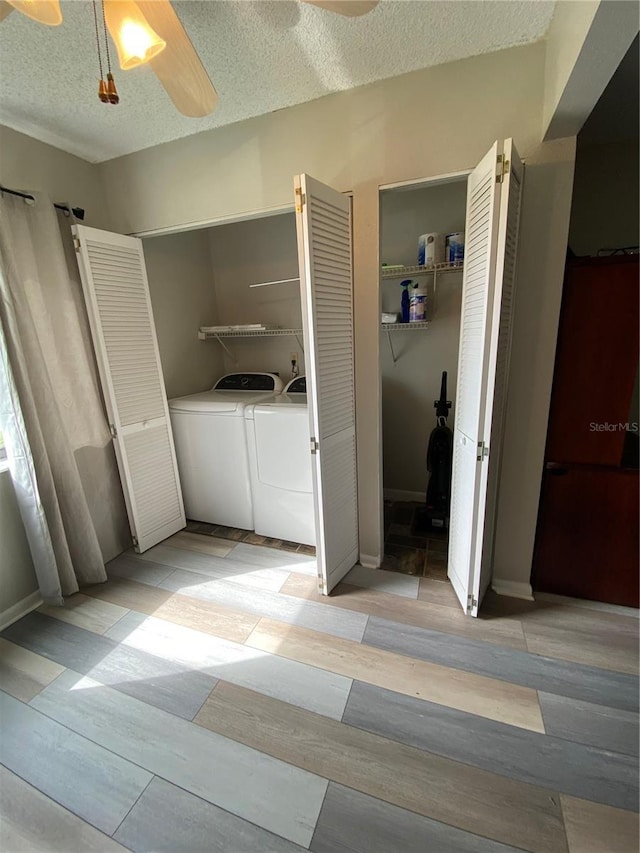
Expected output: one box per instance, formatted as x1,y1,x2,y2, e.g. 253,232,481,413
424,371,453,531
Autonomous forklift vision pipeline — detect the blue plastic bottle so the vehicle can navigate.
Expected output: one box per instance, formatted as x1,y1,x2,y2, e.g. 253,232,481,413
400,279,411,323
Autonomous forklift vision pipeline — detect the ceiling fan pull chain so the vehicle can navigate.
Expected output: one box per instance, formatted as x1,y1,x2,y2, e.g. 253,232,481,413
101,1,119,105
92,0,109,103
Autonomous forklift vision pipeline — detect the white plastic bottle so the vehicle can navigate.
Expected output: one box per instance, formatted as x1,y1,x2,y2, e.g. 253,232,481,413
409,283,428,322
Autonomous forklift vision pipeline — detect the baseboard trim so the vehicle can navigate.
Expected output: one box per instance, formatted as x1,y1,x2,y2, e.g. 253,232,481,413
383,489,425,503
0,590,42,631
534,592,640,618
490,579,534,601
359,553,380,569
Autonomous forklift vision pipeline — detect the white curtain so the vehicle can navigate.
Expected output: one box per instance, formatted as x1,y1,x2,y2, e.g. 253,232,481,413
0,192,130,602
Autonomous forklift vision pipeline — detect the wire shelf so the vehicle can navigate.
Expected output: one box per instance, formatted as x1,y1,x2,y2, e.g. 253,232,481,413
198,328,303,340
381,262,463,279
381,321,430,331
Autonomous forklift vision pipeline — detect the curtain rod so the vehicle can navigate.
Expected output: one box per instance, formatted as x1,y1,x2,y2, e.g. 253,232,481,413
0,185,85,220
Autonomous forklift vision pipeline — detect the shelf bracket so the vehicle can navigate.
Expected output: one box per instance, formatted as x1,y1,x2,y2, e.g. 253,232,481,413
294,333,305,355
213,334,238,364
433,265,438,317
386,328,398,364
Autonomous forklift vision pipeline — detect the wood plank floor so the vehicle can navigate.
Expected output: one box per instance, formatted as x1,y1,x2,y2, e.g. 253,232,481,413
1,534,638,853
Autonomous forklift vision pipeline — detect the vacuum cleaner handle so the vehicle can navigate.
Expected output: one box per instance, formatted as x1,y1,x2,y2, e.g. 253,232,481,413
434,370,452,419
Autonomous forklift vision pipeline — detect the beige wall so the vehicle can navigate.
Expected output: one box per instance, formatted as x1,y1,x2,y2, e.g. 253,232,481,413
543,0,600,136
569,137,639,257
492,137,576,598
207,213,305,383
99,42,574,578
542,1,639,140
99,43,547,237
0,471,38,619
143,230,224,400
380,182,466,496
0,126,111,229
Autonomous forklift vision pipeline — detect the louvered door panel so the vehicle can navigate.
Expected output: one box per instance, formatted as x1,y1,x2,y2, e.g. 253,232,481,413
73,225,185,552
448,432,477,594
476,139,524,606
322,431,358,572
124,424,183,535
448,142,502,613
454,166,495,439
295,174,358,594
447,140,524,616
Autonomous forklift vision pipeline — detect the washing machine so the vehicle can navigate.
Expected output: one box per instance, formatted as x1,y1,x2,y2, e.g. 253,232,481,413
245,376,316,546
168,373,283,529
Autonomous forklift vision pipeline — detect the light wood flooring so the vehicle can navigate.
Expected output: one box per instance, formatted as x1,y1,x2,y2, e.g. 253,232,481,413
1,531,638,852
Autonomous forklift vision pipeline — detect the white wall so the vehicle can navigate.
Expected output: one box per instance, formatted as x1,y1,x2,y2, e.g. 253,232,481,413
0,126,111,229
98,42,575,578
207,213,305,383
0,471,38,620
144,230,224,400
569,137,639,257
380,182,466,496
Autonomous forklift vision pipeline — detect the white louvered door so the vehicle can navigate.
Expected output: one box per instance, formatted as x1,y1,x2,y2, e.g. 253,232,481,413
72,225,185,552
294,174,358,595
475,140,524,609
447,140,523,616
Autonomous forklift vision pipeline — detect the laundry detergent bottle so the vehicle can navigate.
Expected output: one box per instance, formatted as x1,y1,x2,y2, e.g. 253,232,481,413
400,279,411,323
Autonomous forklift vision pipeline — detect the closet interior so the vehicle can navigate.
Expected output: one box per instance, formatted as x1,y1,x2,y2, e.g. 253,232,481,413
142,210,315,551
379,176,467,576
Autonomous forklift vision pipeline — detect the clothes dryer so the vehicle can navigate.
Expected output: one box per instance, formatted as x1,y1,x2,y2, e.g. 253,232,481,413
245,377,315,546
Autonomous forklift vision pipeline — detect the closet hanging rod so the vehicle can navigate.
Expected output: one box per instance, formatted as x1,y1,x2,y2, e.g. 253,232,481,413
248,277,300,289
0,185,85,220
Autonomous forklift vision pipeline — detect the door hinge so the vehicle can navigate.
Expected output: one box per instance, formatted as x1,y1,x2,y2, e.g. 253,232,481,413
310,437,319,455
467,594,478,612
73,236,81,253
109,423,118,439
295,187,306,212
476,441,489,461
496,154,510,183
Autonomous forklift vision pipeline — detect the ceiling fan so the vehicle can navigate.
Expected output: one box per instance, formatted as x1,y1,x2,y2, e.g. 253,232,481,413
0,0,379,117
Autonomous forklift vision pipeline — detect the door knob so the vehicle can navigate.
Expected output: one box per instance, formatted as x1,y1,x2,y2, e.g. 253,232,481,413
546,463,569,476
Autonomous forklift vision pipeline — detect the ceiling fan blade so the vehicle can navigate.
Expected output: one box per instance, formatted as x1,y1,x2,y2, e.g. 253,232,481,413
0,1,14,22
136,0,217,118
5,0,61,25
304,1,379,16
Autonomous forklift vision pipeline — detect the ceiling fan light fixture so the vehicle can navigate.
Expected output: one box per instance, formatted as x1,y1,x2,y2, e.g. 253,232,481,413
104,0,166,71
6,0,61,25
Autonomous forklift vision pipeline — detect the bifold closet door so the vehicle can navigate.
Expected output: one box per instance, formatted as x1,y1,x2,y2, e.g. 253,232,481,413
72,224,185,552
447,139,523,616
295,174,358,595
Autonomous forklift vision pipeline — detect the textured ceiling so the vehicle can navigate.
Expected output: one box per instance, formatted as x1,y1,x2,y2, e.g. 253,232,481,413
0,0,554,163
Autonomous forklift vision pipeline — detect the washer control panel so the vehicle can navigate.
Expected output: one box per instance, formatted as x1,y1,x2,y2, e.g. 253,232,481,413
214,373,281,392
285,376,306,394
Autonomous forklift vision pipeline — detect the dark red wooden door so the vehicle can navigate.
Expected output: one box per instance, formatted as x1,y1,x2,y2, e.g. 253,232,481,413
545,255,638,466
533,255,639,606
534,464,639,607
